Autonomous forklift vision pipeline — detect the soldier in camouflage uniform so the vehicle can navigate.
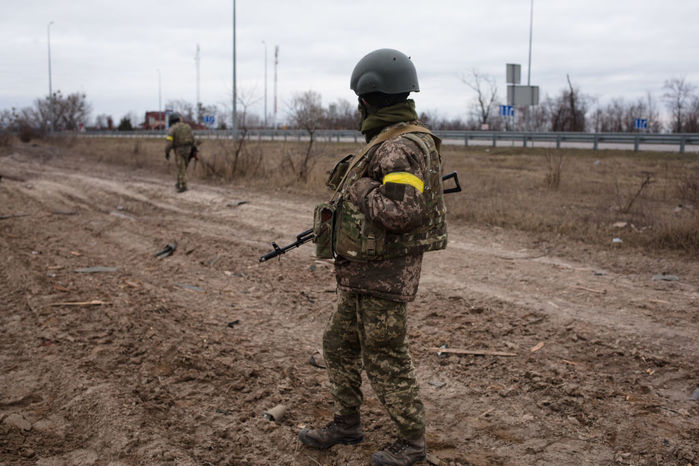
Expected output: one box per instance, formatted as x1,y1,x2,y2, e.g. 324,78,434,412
299,49,447,466
164,113,194,193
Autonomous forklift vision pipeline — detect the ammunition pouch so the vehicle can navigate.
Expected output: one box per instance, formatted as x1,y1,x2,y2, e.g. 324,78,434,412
334,199,386,260
326,154,353,191
313,203,335,259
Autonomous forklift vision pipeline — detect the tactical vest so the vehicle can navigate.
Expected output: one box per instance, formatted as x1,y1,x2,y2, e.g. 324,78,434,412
169,122,194,147
314,123,447,262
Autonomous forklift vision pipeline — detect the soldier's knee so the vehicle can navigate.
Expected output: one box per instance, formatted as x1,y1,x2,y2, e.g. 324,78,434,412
361,306,407,351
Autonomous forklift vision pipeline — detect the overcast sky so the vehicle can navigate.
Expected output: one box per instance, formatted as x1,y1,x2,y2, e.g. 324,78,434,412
2,0,698,125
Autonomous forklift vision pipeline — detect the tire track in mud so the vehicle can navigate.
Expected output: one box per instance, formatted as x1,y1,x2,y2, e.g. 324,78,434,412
6,155,698,358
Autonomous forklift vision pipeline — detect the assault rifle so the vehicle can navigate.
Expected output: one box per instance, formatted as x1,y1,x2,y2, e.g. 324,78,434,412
259,171,461,263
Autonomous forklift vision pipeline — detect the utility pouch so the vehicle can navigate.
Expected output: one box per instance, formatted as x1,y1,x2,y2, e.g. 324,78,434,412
313,203,335,259
334,200,385,261
326,154,354,191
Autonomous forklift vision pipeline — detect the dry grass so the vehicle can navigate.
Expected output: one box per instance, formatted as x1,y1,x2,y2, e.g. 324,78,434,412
51,136,699,255
442,146,699,255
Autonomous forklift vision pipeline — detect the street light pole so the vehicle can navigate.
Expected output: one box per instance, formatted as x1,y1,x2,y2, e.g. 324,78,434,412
527,0,534,87
526,0,534,131
47,21,54,135
262,40,267,128
232,0,237,139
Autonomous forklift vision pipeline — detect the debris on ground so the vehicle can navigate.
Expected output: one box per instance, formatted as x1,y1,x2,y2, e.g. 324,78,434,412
155,242,177,259
0,213,30,220
309,351,326,369
74,266,117,273
263,404,286,422
51,210,78,216
530,341,545,352
652,274,679,281
51,300,106,307
428,381,446,389
175,283,204,292
430,347,517,357
226,200,249,208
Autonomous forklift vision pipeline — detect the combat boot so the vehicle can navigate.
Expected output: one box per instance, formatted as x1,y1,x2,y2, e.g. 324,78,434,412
370,435,426,466
298,413,364,449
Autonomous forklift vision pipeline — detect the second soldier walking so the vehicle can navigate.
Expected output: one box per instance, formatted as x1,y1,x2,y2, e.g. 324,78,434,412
164,112,194,193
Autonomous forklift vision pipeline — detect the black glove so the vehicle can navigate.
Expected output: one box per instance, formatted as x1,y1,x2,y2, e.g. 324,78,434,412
164,152,170,160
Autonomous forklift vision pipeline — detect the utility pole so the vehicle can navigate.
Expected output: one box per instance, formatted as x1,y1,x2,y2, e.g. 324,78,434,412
526,0,534,131
273,45,278,129
527,0,534,87
262,40,267,128
47,21,54,135
232,0,237,139
195,44,201,123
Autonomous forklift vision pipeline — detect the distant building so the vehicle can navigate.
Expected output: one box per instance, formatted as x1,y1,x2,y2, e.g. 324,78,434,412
142,111,209,130
143,111,166,130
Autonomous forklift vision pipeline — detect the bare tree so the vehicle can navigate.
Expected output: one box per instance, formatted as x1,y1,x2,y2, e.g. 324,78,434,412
460,68,498,128
644,92,663,133
324,98,358,129
7,91,91,133
230,88,261,173
591,92,663,133
288,90,325,181
235,88,262,131
686,96,699,133
527,101,549,131
547,75,589,132
663,77,696,133
0,109,13,129
94,114,111,129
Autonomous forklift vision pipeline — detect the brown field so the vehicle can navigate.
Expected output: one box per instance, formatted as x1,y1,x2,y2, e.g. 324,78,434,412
0,136,697,465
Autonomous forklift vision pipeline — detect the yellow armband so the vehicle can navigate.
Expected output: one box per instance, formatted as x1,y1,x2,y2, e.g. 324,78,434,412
382,172,424,193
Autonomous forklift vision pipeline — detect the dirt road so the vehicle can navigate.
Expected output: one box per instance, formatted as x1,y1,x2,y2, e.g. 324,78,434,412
1,147,697,465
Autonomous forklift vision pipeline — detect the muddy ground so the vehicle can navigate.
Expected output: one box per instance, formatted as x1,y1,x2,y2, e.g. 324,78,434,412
0,144,697,465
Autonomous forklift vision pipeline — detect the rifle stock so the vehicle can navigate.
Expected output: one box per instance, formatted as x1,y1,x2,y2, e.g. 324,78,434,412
258,172,461,263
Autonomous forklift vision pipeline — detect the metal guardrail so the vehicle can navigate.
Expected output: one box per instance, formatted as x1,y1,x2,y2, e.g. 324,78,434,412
80,129,699,153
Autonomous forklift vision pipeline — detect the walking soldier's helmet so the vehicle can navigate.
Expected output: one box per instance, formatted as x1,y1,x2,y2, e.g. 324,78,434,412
168,112,181,126
350,48,419,96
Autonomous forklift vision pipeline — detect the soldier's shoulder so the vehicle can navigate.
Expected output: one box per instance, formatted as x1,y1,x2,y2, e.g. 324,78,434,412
376,132,424,157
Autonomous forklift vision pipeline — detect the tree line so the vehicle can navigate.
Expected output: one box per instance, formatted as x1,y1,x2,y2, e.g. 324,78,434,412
457,72,698,133
2,75,698,138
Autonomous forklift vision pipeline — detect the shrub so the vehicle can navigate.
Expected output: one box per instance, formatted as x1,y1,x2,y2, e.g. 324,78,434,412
18,124,37,143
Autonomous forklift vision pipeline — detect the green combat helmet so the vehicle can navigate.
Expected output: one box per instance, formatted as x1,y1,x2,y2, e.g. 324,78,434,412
350,48,419,96
168,112,181,126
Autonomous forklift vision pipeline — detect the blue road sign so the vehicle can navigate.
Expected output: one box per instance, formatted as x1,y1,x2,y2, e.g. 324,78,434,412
203,115,215,126
500,105,514,117
634,118,648,130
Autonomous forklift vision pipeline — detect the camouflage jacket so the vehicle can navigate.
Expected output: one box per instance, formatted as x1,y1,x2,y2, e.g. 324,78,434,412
165,122,194,154
335,121,444,302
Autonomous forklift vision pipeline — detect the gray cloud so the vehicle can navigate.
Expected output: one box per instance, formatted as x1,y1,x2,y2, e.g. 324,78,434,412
2,0,697,123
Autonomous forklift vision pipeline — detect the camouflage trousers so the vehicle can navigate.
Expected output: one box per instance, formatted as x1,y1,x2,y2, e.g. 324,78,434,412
174,146,191,188
322,289,425,439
